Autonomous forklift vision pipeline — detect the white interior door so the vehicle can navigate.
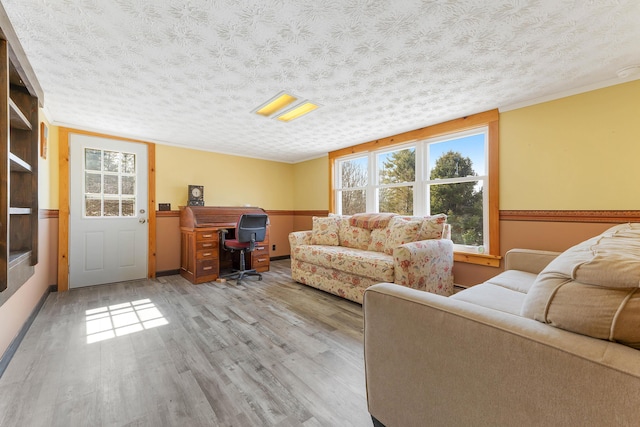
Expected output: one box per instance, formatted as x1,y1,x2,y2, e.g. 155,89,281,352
69,134,148,288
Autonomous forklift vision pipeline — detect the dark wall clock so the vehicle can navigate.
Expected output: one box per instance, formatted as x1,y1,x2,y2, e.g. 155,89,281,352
188,185,204,206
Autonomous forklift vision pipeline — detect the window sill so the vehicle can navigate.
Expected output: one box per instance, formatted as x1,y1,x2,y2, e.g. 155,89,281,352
453,251,501,267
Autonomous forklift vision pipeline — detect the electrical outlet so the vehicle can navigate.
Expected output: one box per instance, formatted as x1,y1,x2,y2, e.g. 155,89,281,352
272,244,276,251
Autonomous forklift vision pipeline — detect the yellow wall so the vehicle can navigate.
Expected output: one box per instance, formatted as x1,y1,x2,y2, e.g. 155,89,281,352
38,118,59,209
292,156,329,210
500,79,640,210
155,145,295,210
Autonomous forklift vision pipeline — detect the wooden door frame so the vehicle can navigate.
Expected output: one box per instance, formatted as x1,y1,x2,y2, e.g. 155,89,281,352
57,128,156,292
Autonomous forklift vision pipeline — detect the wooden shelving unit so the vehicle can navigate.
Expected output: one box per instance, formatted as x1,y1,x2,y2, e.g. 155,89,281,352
0,22,41,294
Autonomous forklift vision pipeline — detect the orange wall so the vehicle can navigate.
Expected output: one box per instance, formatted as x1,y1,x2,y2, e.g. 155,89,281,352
156,215,181,272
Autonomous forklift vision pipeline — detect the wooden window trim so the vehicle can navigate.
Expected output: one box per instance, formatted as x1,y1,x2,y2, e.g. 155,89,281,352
328,109,500,264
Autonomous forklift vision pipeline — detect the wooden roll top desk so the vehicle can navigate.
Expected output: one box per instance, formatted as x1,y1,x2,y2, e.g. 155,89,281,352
179,206,270,284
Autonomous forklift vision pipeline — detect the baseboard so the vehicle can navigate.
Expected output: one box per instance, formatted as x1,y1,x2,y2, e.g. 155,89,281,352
0,284,54,379
270,255,291,261
156,269,180,277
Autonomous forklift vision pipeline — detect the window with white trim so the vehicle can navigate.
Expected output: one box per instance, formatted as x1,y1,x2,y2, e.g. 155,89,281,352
333,128,489,254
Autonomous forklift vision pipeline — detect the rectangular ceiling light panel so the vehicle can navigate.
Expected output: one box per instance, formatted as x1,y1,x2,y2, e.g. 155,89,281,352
276,102,319,122
255,93,297,117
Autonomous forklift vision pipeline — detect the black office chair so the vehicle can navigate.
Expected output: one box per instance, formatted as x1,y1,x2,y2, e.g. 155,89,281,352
220,214,268,284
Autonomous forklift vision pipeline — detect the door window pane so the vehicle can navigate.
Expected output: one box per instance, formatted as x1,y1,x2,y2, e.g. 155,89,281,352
104,175,119,195
122,199,135,217
122,176,135,195
84,148,137,217
85,149,102,171
85,197,101,217
104,199,120,216
104,151,121,172
122,153,136,174
85,173,101,193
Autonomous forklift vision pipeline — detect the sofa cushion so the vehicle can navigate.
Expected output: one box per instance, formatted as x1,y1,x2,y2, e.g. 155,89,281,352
451,283,526,316
521,223,640,349
311,216,339,246
292,245,343,269
417,214,448,240
485,269,538,294
339,218,371,250
369,228,390,253
332,247,395,282
349,212,396,229
384,217,422,255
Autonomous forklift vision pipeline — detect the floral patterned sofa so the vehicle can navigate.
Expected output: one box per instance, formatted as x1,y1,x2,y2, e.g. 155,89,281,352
288,213,453,304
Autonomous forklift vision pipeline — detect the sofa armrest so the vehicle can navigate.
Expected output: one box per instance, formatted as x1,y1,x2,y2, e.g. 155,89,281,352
393,239,453,296
504,248,560,274
364,283,640,427
288,230,313,250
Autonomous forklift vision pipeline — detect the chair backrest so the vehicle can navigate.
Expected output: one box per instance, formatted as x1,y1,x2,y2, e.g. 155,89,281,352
236,214,268,243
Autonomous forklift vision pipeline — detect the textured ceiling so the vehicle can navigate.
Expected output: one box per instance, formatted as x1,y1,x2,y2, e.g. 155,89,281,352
3,0,640,163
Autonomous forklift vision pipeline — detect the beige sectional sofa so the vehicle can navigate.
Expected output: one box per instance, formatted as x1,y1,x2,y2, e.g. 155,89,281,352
365,223,640,426
289,213,453,304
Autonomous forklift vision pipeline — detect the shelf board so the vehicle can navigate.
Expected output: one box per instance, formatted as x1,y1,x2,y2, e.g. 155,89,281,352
9,97,32,130
9,250,31,267
9,207,32,215
9,152,32,172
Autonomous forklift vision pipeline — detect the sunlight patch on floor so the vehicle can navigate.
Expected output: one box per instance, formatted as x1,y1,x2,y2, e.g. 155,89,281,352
85,298,168,344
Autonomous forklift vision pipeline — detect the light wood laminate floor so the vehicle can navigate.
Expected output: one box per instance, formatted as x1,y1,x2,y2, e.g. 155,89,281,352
0,260,371,427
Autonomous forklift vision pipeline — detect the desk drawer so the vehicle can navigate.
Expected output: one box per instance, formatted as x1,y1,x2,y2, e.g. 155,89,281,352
197,240,217,250
196,248,217,260
196,230,218,242
197,259,218,276
252,254,270,271
253,244,269,256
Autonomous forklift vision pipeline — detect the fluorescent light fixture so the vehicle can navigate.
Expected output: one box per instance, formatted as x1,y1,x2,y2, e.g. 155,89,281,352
254,91,320,122
254,92,297,117
276,102,319,122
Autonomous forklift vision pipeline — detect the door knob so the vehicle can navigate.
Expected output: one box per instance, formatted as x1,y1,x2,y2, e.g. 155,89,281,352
139,218,146,224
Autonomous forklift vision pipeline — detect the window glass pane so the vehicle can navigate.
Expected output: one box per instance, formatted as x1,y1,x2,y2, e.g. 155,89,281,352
85,197,101,217
85,149,102,171
122,176,135,195
430,181,483,245
104,175,119,195
429,134,485,178
104,151,121,172
378,147,415,184
122,199,135,217
85,172,101,194
341,189,366,215
379,186,413,215
104,199,120,216
340,157,367,188
122,153,136,174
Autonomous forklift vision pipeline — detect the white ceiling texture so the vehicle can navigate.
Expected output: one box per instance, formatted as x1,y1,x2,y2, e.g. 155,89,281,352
3,0,640,163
